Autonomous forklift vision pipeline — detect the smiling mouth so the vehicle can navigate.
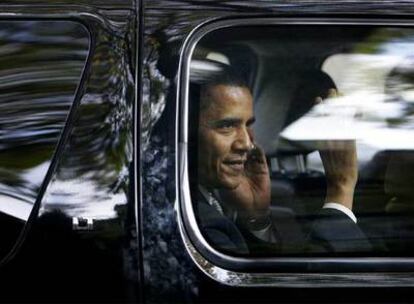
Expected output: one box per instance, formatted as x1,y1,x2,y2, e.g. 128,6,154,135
223,160,245,172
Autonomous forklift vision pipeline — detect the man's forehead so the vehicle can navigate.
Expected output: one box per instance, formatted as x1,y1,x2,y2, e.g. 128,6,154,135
200,84,253,110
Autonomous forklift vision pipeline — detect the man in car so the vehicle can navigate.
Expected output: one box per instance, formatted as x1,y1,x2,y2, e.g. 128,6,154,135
192,65,372,255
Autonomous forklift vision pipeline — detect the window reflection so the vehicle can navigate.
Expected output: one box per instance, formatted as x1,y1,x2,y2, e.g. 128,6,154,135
0,21,89,258
189,25,414,256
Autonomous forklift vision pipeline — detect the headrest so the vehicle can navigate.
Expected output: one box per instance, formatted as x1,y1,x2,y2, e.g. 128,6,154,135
283,70,337,128
384,151,414,199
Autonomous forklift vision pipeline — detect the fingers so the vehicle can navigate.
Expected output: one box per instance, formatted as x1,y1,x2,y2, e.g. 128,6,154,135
315,88,338,105
327,88,338,99
248,143,266,163
315,96,323,104
314,87,356,150
318,139,357,151
245,143,269,175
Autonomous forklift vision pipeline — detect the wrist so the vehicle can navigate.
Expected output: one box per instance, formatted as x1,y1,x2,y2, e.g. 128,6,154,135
326,184,354,210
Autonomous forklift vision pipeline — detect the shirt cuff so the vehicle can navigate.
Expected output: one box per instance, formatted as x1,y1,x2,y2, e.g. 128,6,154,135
250,224,278,243
322,202,357,223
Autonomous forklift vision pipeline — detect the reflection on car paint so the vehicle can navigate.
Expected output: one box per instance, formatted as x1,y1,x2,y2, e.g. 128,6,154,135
0,21,89,221
39,14,135,221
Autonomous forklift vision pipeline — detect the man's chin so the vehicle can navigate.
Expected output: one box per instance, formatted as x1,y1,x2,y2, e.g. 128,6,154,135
216,177,242,190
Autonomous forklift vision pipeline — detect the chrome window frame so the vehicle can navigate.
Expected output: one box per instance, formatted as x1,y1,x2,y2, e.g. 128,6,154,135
177,17,414,287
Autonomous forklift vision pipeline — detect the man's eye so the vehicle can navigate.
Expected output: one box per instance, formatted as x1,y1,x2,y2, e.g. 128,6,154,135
216,122,235,129
220,123,234,129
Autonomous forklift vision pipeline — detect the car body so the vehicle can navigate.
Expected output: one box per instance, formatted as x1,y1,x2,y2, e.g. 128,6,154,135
1,0,414,303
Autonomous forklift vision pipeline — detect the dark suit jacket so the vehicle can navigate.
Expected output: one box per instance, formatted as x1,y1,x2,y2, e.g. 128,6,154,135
194,191,373,256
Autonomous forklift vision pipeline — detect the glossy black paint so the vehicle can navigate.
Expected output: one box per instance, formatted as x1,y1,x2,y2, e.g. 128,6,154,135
0,0,414,303
140,1,414,303
0,20,89,259
0,2,139,303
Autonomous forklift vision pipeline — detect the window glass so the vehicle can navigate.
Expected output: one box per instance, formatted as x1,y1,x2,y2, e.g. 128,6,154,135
188,25,414,257
0,21,89,257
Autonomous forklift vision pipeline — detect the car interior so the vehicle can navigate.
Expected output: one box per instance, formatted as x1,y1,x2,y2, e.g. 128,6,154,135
191,24,414,256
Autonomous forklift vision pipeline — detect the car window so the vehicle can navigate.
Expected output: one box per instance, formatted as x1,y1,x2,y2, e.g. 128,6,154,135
185,24,414,258
0,20,89,258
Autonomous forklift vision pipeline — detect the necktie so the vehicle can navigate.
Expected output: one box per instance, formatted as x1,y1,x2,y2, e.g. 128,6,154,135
198,185,224,215
207,192,224,215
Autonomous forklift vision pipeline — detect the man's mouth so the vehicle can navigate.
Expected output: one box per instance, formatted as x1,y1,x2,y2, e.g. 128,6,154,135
223,159,246,172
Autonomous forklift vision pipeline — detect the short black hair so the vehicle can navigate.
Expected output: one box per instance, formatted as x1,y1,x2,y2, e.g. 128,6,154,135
189,60,249,111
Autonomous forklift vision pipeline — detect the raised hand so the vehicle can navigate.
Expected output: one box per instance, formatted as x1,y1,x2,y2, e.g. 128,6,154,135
317,89,358,210
219,143,271,221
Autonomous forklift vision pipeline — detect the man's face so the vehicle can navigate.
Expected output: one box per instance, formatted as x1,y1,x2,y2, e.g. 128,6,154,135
198,84,255,189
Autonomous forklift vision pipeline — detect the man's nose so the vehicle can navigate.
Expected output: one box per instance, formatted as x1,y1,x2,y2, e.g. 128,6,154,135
233,127,253,152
